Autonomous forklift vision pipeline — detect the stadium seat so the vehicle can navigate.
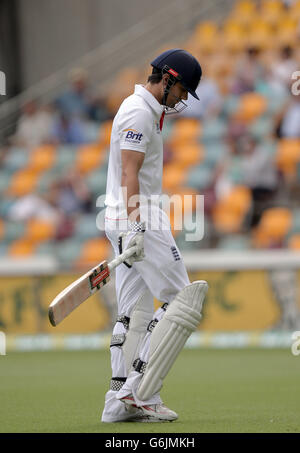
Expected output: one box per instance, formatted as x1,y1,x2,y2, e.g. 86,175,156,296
74,214,102,240
169,118,201,147
56,238,84,266
290,0,300,19
75,143,105,174
8,169,39,197
234,93,267,123
203,142,229,167
75,237,111,267
212,186,252,234
276,139,300,179
171,142,203,168
0,171,12,196
260,0,284,27
25,219,56,243
201,117,227,143
249,117,274,141
9,238,36,257
3,147,29,172
253,207,292,247
185,164,213,191
288,234,300,250
0,219,4,241
228,0,257,28
85,166,107,200
55,145,78,169
162,164,187,192
246,18,273,50
1,221,25,242
289,209,300,235
28,145,56,172
99,120,113,147
193,21,219,54
221,20,247,53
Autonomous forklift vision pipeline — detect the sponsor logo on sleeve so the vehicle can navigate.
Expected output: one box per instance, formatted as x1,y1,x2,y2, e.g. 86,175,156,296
123,128,143,144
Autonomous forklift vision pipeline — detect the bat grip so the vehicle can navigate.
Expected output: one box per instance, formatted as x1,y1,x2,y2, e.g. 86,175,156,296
108,245,138,272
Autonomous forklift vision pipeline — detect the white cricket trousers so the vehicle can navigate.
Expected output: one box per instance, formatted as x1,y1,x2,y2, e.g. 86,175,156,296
101,213,190,419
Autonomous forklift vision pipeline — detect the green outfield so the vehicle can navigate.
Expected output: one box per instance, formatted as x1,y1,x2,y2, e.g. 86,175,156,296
0,348,299,433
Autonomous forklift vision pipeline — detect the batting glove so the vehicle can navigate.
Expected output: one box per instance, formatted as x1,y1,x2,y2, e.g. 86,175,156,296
118,221,146,268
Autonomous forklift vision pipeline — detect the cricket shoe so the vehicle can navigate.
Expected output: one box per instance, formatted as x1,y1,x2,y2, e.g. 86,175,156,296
120,395,178,422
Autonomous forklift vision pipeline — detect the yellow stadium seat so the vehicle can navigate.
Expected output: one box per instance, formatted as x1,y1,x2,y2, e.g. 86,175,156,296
261,0,284,26
162,164,186,192
213,205,245,234
246,18,273,50
276,139,300,179
76,143,105,174
169,118,201,147
288,234,300,250
221,21,247,53
229,0,257,27
9,239,36,257
0,219,4,241
212,185,252,234
290,0,300,19
172,142,204,168
255,207,292,245
76,237,110,267
275,14,298,46
28,145,56,172
99,120,113,147
25,219,56,243
234,93,267,123
8,170,38,197
193,21,219,54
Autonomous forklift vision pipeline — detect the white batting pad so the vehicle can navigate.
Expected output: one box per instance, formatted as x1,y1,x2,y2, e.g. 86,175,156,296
136,280,208,401
123,290,154,373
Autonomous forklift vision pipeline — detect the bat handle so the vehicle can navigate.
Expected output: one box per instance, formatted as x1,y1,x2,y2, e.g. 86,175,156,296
108,245,139,272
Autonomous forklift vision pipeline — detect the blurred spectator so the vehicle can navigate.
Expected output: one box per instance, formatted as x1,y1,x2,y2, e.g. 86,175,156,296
55,68,91,119
269,46,298,96
231,47,266,95
276,91,300,138
180,77,222,119
7,193,60,224
51,112,88,144
12,100,54,148
55,169,93,215
239,134,279,226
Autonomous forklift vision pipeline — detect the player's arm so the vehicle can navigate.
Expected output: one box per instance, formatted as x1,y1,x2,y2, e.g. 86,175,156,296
121,149,145,223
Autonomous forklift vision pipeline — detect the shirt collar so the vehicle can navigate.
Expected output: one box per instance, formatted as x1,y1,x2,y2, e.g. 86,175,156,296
134,84,164,118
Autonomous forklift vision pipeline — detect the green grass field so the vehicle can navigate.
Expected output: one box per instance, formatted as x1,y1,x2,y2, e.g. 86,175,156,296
0,349,299,433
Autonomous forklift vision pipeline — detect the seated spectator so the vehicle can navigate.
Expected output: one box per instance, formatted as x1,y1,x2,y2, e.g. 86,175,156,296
7,192,60,224
179,77,222,119
276,91,300,138
269,46,298,97
51,112,88,144
55,67,92,119
55,169,93,215
231,47,266,95
12,100,54,148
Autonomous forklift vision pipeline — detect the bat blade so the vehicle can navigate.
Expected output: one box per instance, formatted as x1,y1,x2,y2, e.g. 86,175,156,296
48,260,110,326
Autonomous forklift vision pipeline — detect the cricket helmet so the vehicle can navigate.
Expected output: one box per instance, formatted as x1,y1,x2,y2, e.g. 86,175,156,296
151,48,202,100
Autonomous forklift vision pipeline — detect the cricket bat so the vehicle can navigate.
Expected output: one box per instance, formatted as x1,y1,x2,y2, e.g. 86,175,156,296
48,246,138,326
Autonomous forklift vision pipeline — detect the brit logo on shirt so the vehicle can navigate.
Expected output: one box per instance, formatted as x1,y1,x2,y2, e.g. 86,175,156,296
123,128,143,144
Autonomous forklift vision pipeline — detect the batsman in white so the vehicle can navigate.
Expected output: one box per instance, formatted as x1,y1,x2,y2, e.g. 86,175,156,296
102,49,208,422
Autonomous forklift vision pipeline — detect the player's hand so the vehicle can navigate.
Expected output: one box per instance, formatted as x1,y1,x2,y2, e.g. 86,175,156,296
118,222,146,268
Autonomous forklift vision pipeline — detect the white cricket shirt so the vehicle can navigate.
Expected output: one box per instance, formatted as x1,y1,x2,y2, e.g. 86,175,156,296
105,85,165,219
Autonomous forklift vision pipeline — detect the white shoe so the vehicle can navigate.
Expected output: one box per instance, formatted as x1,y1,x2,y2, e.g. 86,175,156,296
120,395,178,422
